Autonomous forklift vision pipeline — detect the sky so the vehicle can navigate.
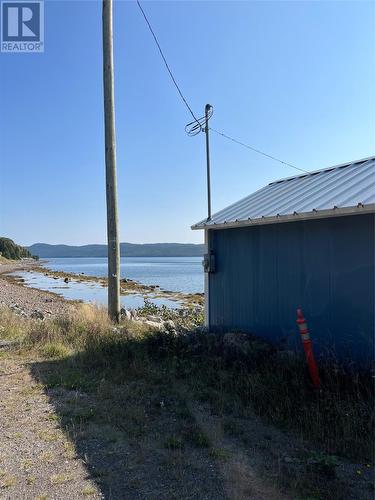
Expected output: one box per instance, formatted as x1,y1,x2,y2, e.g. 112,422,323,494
0,0,374,246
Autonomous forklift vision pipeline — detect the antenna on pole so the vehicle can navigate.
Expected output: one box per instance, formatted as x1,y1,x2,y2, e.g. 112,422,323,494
186,104,214,221
102,0,120,322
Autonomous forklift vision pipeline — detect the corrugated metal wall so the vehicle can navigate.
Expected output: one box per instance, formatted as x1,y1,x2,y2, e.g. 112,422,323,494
208,214,374,366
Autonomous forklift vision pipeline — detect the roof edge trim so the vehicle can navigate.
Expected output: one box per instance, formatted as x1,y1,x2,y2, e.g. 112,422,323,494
191,204,375,231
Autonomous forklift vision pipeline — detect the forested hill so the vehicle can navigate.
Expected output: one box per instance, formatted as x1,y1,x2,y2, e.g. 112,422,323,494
0,237,33,260
28,243,205,258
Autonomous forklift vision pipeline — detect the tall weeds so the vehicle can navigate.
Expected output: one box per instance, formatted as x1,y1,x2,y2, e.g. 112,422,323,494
1,305,373,461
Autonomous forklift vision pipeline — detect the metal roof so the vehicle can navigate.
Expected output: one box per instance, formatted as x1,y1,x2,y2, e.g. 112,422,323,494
192,156,375,230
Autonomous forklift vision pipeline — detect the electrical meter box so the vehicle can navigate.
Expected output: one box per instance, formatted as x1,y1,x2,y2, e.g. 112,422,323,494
203,252,215,273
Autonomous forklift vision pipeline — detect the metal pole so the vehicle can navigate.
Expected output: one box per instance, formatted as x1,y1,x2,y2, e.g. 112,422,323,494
102,0,120,322
205,104,212,220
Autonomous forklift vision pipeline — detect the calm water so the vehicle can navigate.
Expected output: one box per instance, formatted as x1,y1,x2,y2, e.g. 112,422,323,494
14,271,181,309
42,257,204,294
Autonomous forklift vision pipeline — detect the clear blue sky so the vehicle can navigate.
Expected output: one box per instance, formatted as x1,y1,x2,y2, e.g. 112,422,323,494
1,0,374,246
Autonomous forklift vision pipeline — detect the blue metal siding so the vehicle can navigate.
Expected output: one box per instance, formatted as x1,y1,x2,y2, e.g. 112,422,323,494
208,214,374,365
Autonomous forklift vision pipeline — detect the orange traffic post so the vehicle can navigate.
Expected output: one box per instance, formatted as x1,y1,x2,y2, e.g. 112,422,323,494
296,308,321,390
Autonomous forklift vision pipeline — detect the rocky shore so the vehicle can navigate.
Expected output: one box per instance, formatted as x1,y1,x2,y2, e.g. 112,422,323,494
0,261,75,319
35,266,204,308
0,260,204,324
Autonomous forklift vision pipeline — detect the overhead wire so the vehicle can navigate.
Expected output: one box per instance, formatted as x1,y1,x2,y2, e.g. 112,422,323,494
136,0,199,124
210,128,308,173
136,0,308,175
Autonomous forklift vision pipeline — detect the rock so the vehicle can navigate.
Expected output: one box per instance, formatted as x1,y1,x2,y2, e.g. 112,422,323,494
120,308,132,321
146,315,163,323
0,340,11,348
223,332,251,355
0,340,18,350
30,310,44,320
163,319,176,331
9,304,26,317
144,320,164,330
130,310,137,320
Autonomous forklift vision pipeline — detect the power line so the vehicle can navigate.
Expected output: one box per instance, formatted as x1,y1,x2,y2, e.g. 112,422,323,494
136,0,307,175
210,128,308,173
136,0,199,123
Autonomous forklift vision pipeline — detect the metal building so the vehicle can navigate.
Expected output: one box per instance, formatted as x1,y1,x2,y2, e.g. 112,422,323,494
192,157,375,366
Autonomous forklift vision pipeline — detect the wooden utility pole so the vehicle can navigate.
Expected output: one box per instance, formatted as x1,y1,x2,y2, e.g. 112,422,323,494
102,0,120,322
204,104,212,220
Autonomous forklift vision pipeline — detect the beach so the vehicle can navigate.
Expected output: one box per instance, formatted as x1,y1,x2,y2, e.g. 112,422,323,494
0,260,203,319
0,261,74,319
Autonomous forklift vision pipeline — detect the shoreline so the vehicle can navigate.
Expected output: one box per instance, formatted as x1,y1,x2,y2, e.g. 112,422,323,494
0,261,76,319
34,264,204,306
0,260,204,318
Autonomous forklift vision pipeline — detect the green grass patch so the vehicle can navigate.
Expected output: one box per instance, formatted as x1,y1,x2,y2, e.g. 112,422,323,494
164,435,184,450
186,428,210,448
39,342,71,359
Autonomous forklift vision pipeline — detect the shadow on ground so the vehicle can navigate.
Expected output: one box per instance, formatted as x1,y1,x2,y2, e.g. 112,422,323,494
29,352,227,500
28,330,374,500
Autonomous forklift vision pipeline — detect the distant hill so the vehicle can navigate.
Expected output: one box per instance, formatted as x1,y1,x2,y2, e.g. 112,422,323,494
0,237,33,260
28,242,205,258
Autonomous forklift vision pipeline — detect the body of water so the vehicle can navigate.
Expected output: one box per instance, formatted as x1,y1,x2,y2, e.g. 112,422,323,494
42,257,204,294
14,271,181,309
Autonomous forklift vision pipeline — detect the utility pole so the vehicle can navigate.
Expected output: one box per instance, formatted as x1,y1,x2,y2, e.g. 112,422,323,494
185,104,213,220
102,0,120,322
204,104,212,220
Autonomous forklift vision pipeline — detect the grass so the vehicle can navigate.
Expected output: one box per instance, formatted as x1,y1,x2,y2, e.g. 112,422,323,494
0,304,373,499
20,459,33,471
164,435,184,450
39,341,71,359
223,418,244,437
82,485,97,496
209,448,230,460
1,304,373,460
185,426,210,448
50,473,74,485
0,470,16,489
38,430,60,442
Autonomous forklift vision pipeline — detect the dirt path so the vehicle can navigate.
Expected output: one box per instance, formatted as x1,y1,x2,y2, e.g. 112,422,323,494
0,332,372,499
0,355,101,499
0,351,295,500
188,402,290,500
